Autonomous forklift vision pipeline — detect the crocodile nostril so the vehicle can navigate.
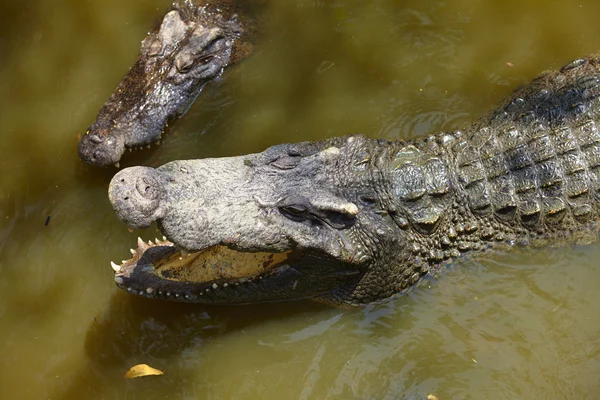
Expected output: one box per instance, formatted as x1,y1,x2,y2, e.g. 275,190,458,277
109,167,164,229
136,176,159,200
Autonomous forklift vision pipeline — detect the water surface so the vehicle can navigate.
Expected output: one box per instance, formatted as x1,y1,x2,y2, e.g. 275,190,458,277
1,0,600,398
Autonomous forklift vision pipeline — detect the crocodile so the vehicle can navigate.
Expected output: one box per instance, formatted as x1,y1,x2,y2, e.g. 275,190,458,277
107,56,600,306
78,0,257,167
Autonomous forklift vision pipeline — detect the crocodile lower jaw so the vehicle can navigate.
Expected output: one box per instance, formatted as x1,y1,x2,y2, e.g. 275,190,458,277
112,237,291,301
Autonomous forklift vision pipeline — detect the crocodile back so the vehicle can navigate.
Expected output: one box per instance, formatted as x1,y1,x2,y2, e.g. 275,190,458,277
450,57,600,235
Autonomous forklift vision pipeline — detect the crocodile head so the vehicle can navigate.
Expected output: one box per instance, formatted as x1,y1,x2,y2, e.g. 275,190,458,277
79,2,241,167
107,136,428,306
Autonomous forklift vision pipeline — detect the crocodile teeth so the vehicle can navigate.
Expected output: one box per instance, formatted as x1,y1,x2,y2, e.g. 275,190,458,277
162,236,167,241
111,261,121,272
114,162,120,168
137,237,149,251
130,248,136,255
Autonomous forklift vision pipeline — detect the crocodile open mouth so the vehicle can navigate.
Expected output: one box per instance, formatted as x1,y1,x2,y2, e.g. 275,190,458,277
112,237,292,302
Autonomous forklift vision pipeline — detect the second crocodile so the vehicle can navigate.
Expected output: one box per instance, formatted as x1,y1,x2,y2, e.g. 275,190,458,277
78,0,257,167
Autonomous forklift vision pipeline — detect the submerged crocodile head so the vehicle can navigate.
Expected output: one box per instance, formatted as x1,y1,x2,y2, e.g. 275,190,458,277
79,2,241,167
108,136,428,305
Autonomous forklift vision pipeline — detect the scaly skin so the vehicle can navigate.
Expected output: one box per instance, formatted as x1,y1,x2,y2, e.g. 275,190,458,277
78,0,255,167
108,56,600,306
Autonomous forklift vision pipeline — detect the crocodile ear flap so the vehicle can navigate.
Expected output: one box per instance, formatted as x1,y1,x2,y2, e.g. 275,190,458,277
279,192,358,228
319,198,358,217
310,194,358,229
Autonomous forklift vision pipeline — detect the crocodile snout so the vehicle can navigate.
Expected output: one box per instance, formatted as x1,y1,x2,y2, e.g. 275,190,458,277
78,131,125,167
109,167,166,229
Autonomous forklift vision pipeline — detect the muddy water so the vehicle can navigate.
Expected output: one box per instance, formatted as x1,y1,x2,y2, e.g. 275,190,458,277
1,0,600,398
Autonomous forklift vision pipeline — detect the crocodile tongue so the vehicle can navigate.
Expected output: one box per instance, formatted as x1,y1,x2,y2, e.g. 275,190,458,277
146,245,289,282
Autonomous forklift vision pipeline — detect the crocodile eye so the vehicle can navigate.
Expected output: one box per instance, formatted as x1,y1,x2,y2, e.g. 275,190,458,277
176,54,194,73
280,205,309,222
196,53,215,64
282,204,307,217
278,195,310,220
271,155,300,170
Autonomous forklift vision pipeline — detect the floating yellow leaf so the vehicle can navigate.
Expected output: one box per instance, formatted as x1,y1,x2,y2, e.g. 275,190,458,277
124,364,164,379
427,395,439,400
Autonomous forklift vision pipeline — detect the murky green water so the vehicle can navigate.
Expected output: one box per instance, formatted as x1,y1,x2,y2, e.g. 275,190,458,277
1,0,600,398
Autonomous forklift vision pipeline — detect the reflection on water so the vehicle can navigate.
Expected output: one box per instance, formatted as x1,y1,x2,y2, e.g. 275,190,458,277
1,0,600,398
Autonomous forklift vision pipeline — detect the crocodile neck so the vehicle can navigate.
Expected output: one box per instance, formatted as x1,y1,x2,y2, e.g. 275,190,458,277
338,58,600,304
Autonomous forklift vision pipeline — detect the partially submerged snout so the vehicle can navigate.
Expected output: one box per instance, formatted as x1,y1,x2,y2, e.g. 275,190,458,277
78,2,242,167
78,129,126,167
